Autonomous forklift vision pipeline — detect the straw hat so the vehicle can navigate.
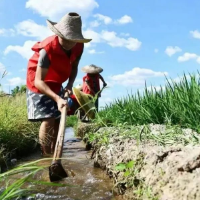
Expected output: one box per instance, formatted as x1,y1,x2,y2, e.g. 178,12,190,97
81,64,103,74
46,12,92,43
72,87,95,119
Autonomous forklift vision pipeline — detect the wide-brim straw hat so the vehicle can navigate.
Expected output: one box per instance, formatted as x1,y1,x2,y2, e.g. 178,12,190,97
72,87,95,119
46,12,92,43
82,64,103,74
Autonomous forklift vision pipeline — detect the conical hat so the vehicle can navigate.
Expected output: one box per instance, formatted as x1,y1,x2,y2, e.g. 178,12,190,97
46,12,92,43
72,87,95,119
81,64,103,74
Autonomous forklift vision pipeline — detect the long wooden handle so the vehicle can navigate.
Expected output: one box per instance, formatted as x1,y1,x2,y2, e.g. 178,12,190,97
52,106,67,163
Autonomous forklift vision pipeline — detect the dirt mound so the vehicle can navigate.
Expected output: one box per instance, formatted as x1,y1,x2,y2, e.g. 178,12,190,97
77,123,200,200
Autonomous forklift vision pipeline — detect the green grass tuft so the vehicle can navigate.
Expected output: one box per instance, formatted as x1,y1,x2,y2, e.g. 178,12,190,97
0,94,39,162
98,73,200,132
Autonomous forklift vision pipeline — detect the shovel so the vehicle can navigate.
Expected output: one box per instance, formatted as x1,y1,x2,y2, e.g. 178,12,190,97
49,99,68,182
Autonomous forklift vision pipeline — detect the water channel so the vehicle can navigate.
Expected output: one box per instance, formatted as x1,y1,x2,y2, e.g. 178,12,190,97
6,127,123,200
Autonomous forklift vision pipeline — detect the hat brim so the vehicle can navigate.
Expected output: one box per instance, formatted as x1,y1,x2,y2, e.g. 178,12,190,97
46,20,92,43
72,87,95,119
82,66,103,74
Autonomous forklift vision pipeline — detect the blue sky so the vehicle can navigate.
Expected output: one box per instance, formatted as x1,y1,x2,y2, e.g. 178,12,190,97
0,0,200,108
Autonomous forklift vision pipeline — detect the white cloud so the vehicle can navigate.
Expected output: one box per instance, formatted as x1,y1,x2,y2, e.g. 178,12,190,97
93,14,112,25
84,42,92,48
5,19,141,61
92,14,132,26
197,57,200,64
99,91,113,108
116,15,133,24
90,20,100,28
101,31,141,51
177,52,199,62
4,20,52,60
88,49,104,54
0,28,15,36
83,29,102,43
145,85,166,93
100,97,113,107
16,20,52,40
4,40,37,60
165,46,182,57
172,75,191,84
26,0,99,20
154,48,159,53
7,77,25,86
109,67,168,86
190,30,200,39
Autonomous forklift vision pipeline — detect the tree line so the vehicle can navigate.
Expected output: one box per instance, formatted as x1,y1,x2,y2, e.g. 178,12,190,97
0,85,26,97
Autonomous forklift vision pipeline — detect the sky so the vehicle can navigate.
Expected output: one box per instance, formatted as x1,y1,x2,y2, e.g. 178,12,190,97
0,0,200,109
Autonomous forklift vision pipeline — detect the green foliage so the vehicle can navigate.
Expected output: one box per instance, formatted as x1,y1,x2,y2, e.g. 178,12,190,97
98,72,200,132
115,160,135,177
84,130,110,146
114,155,158,199
0,94,39,161
0,159,74,199
11,85,26,97
66,115,78,127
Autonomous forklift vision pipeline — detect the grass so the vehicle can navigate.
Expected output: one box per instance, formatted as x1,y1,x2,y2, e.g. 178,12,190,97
85,72,200,198
0,159,75,199
1,71,200,199
97,73,200,132
0,91,79,168
0,90,78,198
66,115,78,128
0,94,39,167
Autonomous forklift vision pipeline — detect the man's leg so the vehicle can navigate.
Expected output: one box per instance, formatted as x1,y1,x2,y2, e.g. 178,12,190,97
27,88,63,156
39,118,55,155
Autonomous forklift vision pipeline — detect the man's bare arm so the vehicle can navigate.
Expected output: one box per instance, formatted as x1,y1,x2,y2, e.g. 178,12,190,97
99,74,107,87
35,67,68,112
35,67,60,102
65,55,82,94
66,57,80,88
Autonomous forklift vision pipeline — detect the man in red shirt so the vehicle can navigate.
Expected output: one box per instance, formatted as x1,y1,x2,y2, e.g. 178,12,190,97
26,12,91,156
82,64,107,112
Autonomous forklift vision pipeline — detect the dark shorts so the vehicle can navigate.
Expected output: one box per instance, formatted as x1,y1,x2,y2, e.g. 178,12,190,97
26,88,65,122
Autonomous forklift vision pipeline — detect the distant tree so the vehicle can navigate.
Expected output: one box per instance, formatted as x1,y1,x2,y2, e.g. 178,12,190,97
11,85,26,96
20,85,26,93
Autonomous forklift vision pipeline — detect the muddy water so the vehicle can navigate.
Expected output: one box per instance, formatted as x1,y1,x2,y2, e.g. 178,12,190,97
16,127,121,200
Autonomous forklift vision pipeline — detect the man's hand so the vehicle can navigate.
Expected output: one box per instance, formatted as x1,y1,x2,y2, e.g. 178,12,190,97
103,82,107,87
56,97,68,112
64,83,73,95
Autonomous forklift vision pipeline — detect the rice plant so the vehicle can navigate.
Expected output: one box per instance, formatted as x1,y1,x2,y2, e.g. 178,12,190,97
98,72,200,132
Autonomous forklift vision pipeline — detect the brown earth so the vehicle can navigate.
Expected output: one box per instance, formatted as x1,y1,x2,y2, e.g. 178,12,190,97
76,122,200,200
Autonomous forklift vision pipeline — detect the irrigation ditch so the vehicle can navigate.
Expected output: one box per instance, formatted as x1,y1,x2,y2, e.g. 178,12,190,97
76,121,200,200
